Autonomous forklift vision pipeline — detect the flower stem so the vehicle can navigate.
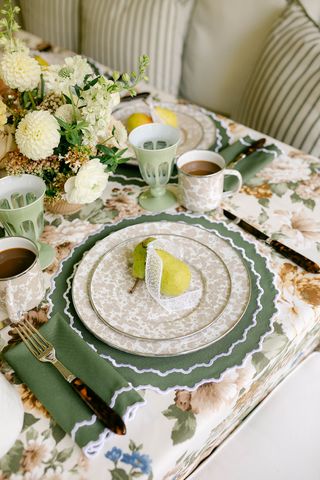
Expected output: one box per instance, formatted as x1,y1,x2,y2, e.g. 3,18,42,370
69,86,77,121
28,91,36,109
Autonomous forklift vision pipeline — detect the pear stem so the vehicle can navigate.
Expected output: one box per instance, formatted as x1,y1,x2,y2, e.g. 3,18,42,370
128,278,140,294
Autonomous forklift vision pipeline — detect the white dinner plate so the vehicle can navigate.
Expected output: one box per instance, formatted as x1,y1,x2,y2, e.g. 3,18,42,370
72,222,251,356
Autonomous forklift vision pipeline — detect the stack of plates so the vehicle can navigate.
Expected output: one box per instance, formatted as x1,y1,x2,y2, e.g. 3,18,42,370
72,221,251,357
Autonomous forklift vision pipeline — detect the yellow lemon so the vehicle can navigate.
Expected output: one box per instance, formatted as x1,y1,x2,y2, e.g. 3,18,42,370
154,107,178,128
127,113,152,133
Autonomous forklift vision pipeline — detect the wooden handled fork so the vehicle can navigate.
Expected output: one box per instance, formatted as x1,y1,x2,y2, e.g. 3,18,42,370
14,319,126,435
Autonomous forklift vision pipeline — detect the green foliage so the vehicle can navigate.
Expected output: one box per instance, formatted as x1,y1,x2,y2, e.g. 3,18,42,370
163,404,197,445
111,468,130,480
0,439,24,475
22,412,39,431
96,143,129,173
0,0,20,50
56,117,87,148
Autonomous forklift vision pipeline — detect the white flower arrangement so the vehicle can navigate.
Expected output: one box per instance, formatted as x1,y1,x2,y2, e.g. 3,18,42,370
1,0,149,205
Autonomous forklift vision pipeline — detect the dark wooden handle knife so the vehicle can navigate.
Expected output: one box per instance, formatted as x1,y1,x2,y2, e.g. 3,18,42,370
223,209,320,273
229,138,266,167
71,378,126,435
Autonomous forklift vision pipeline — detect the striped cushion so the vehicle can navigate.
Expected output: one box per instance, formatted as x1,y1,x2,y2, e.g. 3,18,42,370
19,0,80,52
81,0,194,96
238,0,320,157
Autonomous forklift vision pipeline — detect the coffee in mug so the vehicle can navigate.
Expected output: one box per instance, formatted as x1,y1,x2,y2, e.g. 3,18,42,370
177,150,242,212
0,248,36,279
180,160,221,176
0,237,45,322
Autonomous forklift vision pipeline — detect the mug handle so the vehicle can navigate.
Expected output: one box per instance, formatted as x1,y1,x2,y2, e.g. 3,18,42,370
222,169,242,198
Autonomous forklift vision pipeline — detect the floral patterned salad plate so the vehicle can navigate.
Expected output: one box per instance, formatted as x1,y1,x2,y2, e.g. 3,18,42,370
113,101,216,159
72,222,251,356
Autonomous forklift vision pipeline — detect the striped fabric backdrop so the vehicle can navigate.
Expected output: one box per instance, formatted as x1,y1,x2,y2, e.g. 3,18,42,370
238,0,320,157
19,0,80,52
81,0,194,96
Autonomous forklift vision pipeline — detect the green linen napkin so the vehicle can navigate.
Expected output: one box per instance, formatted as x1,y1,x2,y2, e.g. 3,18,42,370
2,314,144,456
220,137,282,190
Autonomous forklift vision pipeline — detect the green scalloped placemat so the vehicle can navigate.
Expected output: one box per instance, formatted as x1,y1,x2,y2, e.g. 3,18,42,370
49,213,278,391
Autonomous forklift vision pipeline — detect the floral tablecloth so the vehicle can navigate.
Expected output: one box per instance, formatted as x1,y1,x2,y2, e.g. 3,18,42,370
0,111,319,480
0,33,320,480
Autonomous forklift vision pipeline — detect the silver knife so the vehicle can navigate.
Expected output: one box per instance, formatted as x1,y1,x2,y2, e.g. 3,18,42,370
223,209,320,273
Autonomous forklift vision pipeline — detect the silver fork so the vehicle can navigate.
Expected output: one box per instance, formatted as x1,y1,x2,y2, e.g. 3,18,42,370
16,320,76,382
15,318,126,435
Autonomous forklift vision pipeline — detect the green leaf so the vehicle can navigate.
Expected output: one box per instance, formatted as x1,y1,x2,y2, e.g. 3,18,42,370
50,420,66,445
252,352,269,373
171,411,196,445
0,439,24,474
56,446,73,463
270,232,286,241
290,192,302,203
258,198,270,207
273,322,284,335
26,426,38,442
110,468,130,480
270,182,288,197
258,209,268,224
163,405,197,445
86,209,118,224
22,412,39,431
162,404,183,420
303,198,315,210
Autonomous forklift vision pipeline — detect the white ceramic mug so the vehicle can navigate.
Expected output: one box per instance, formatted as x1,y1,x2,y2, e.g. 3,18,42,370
177,150,242,212
0,237,45,321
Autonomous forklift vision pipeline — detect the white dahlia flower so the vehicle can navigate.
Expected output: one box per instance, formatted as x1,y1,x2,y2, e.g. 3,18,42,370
64,158,109,204
0,52,41,92
15,111,60,160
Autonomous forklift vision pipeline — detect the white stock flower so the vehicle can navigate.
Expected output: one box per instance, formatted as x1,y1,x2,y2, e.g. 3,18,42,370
0,51,41,91
44,55,93,95
103,119,127,149
64,158,109,204
15,110,60,160
81,77,116,147
55,103,76,124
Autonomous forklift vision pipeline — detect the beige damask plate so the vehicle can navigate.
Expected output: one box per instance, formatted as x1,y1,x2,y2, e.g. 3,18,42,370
88,234,232,341
72,222,251,357
113,102,216,159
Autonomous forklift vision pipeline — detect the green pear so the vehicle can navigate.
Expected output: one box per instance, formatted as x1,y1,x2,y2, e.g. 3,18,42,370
132,237,156,279
156,249,191,297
